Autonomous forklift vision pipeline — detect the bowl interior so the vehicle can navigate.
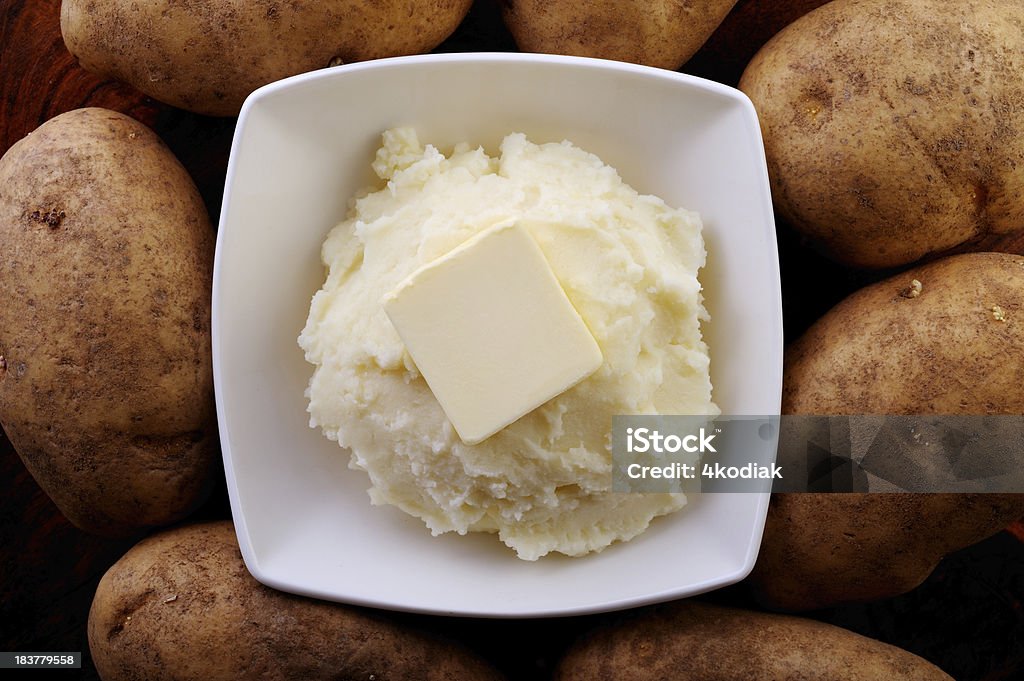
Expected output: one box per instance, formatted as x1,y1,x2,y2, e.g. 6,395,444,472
214,54,781,617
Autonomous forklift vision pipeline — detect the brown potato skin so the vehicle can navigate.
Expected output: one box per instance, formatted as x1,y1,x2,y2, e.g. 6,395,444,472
60,0,475,117
785,253,1024,415
740,0,1024,268
0,108,216,537
753,493,1024,611
751,253,1024,611
88,521,506,681
502,0,739,71
749,491,1024,606
554,601,953,680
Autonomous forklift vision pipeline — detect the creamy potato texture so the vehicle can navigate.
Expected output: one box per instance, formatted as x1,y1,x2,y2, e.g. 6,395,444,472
299,128,715,560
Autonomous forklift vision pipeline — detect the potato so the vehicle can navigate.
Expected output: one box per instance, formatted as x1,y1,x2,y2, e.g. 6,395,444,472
60,0,475,117
753,493,1024,611
740,0,1024,268
501,0,739,71
751,253,1024,611
554,601,953,680
0,108,216,537
89,521,505,681
785,252,1024,415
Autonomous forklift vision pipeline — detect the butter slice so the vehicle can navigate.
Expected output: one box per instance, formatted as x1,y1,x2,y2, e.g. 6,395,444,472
383,222,603,445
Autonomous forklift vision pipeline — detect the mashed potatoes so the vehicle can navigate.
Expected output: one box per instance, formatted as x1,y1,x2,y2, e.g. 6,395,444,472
299,128,716,560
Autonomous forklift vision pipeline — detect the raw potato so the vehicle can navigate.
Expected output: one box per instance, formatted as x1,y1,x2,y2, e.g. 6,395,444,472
740,0,1024,268
502,0,739,70
785,253,1024,415
60,0,475,117
752,493,1024,611
554,601,953,680
752,253,1024,610
0,108,216,537
89,522,506,681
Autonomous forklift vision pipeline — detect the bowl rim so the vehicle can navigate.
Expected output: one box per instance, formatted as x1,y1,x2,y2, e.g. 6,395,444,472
235,51,760,125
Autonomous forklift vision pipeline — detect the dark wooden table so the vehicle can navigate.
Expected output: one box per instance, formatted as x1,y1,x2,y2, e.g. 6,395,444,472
2,1,1022,679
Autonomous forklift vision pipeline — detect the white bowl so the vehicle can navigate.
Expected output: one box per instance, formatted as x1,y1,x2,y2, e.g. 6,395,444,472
214,53,782,617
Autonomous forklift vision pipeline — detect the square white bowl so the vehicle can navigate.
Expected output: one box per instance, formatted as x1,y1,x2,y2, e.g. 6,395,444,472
214,53,782,617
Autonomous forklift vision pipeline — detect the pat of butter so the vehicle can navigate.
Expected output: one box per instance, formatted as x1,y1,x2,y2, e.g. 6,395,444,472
383,221,603,445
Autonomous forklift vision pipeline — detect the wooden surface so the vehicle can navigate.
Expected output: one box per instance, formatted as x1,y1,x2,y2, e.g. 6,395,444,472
1,1,1022,679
